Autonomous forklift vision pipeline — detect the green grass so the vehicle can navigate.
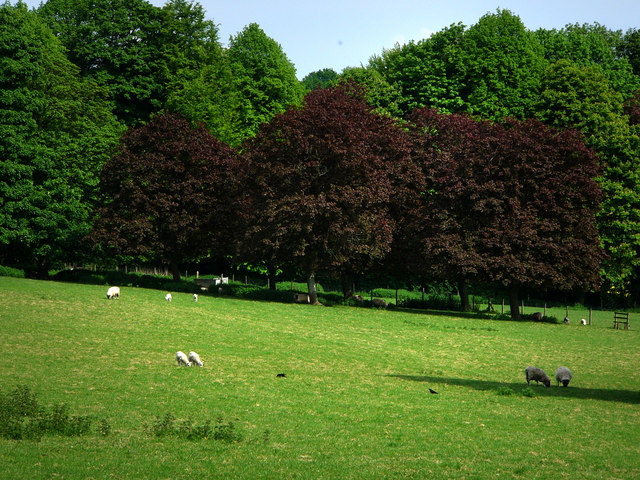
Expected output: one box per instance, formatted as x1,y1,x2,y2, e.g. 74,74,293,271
0,276,639,479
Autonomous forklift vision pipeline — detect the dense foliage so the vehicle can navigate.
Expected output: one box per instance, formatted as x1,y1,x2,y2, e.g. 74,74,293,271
3,1,640,306
91,112,239,280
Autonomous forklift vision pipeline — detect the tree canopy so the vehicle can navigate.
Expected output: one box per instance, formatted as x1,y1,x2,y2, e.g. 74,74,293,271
91,112,239,280
0,1,122,277
240,83,416,302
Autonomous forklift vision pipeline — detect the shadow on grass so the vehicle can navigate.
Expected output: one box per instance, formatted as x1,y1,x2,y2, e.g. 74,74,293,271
388,374,640,404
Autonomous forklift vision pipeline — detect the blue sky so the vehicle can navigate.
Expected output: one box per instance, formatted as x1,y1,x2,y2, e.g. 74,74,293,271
23,0,640,79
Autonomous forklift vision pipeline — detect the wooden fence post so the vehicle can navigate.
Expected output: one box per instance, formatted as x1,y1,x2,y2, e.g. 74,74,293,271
589,308,592,325
501,298,504,314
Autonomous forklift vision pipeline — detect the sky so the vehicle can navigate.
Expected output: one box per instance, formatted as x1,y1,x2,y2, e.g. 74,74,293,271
23,0,640,80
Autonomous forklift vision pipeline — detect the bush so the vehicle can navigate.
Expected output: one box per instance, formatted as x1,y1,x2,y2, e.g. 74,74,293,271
0,385,96,441
146,413,241,442
0,265,25,278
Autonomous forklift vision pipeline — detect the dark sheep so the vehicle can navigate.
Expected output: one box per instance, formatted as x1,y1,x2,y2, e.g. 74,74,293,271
525,366,551,387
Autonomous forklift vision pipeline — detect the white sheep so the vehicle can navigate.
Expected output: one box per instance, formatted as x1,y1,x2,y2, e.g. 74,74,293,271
555,366,573,387
188,351,203,367
193,293,198,302
176,351,191,367
580,318,587,325
525,366,551,387
106,286,120,299
165,293,172,302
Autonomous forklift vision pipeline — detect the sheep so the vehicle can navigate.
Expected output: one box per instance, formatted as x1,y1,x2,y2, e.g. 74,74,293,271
193,293,198,302
531,312,543,322
188,351,203,367
524,366,551,387
372,298,387,308
555,366,573,387
580,318,587,325
293,293,310,304
353,294,364,302
165,293,172,302
176,351,191,367
106,286,120,299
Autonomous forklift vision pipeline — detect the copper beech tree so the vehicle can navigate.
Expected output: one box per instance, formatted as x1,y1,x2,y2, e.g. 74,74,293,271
406,108,604,318
240,83,418,303
92,112,240,280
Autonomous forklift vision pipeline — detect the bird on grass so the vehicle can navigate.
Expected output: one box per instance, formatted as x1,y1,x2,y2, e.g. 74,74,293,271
428,388,439,394
276,373,286,378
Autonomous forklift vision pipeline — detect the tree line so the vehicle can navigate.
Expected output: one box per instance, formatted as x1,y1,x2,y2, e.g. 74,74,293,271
1,1,639,314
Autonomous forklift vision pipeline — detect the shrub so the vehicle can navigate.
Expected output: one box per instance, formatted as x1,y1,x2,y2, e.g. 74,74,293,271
0,265,24,278
146,413,241,442
0,385,95,441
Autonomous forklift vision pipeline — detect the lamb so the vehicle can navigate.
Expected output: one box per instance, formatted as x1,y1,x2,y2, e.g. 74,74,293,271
580,318,587,325
165,293,172,302
525,366,551,387
188,351,203,367
176,351,191,367
193,294,198,302
106,286,120,299
555,366,573,387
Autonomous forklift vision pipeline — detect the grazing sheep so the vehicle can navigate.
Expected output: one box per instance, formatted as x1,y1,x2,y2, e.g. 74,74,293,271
525,366,551,387
193,293,198,302
176,351,191,367
293,293,310,304
531,312,543,322
106,286,120,299
580,318,587,325
563,316,570,324
165,293,172,302
353,294,364,302
188,351,203,367
555,366,573,387
372,298,387,308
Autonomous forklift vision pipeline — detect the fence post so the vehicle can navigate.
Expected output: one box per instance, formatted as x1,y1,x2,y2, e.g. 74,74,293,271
544,304,547,317
521,299,524,315
501,298,504,314
589,308,592,325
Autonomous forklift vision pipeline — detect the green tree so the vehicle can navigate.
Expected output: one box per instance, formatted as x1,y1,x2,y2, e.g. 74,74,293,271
336,67,404,119
0,1,122,277
461,9,546,120
39,0,164,126
621,28,640,76
301,68,338,92
226,23,305,142
369,23,467,115
535,23,639,99
536,59,640,298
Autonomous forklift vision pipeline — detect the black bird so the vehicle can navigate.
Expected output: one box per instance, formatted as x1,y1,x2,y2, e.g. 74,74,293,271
428,388,439,394
276,373,286,378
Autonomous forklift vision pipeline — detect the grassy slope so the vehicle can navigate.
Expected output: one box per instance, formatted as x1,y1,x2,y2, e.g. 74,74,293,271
0,277,639,479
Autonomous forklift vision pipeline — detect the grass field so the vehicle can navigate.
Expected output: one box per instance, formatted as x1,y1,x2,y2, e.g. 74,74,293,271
1,276,639,479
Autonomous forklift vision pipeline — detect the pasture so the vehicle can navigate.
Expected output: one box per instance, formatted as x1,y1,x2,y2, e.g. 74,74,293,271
0,276,639,479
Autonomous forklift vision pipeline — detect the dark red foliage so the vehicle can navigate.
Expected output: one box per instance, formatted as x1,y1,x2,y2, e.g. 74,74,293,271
624,90,640,126
240,83,417,296
92,112,240,278
407,108,603,317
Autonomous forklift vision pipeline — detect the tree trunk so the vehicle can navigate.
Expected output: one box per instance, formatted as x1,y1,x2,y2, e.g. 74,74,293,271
509,285,520,320
170,261,181,282
341,272,353,300
35,258,50,279
267,266,277,291
458,281,471,311
307,272,320,305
